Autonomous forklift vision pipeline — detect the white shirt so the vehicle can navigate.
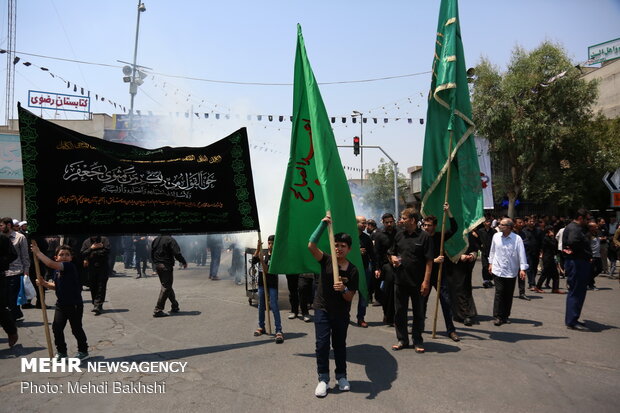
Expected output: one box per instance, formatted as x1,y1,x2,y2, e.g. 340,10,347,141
488,231,528,278
556,227,565,251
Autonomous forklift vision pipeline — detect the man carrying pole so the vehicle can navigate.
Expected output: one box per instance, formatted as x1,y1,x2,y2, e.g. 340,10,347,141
421,0,484,338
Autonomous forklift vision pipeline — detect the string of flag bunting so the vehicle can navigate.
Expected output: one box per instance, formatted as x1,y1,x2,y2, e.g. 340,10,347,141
4,48,426,125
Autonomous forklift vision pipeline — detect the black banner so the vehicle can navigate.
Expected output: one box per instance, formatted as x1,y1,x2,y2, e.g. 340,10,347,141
18,104,260,236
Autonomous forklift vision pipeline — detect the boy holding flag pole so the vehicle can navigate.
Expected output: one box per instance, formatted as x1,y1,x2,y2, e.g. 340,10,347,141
269,24,365,396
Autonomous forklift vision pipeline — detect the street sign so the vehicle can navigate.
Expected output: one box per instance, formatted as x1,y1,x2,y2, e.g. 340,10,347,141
603,168,620,191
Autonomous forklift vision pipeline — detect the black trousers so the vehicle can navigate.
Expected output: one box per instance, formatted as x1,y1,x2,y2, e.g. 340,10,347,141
493,275,517,320
381,264,395,324
589,257,602,288
0,276,16,336
481,256,493,282
53,304,88,354
88,266,108,311
155,263,179,312
285,274,299,315
394,282,425,346
527,253,540,287
447,262,478,321
536,261,559,290
135,253,149,276
518,275,526,295
298,276,313,316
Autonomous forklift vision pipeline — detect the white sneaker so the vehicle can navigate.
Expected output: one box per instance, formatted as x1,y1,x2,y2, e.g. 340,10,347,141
337,377,350,391
287,313,297,319
314,381,328,397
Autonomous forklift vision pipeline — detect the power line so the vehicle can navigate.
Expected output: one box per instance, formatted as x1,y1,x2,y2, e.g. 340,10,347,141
6,49,431,86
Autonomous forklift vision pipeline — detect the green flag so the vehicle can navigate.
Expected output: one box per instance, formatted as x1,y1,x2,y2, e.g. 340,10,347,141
421,0,484,262
269,24,366,300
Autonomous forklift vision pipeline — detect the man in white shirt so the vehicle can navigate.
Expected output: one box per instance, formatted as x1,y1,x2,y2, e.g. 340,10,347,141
488,218,528,326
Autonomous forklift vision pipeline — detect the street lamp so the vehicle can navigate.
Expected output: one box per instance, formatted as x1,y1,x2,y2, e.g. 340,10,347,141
352,111,363,185
128,1,146,133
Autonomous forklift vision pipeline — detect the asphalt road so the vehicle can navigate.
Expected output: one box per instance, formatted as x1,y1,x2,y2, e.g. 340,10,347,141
1,257,618,413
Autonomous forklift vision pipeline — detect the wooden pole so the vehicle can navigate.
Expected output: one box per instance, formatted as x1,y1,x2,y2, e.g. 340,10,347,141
432,131,453,339
326,210,340,284
256,232,272,335
31,240,53,357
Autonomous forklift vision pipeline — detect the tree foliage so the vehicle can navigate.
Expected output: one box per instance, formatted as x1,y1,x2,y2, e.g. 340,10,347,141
363,159,410,217
471,41,610,216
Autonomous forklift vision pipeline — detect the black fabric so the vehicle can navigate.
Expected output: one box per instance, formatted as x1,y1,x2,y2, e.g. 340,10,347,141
151,236,187,268
562,222,591,261
17,104,259,236
493,275,517,320
390,228,434,287
53,304,88,354
313,254,358,317
53,262,83,306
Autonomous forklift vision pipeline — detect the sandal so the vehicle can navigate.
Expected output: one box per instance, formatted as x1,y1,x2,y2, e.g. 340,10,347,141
253,328,265,337
275,332,284,344
414,345,425,354
391,341,407,351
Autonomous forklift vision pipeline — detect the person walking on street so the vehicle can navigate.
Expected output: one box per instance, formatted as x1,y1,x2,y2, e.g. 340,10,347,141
563,208,592,331
488,218,528,326
151,235,187,317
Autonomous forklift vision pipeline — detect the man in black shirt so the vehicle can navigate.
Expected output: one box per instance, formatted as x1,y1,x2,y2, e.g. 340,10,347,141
523,216,544,291
422,203,460,341
477,218,496,288
513,218,530,301
373,213,397,325
389,208,434,353
0,233,18,347
80,236,110,315
356,215,375,328
563,208,592,330
151,235,187,317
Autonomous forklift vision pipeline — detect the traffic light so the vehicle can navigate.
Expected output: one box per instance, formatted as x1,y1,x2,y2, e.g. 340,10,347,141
353,136,360,156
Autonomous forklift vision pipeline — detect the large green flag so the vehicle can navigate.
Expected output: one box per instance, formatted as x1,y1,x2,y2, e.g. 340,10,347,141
421,0,484,262
269,24,366,300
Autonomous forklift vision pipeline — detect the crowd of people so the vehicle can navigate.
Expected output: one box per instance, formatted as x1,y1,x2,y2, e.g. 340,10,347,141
1,208,618,398
0,222,247,358
262,207,619,397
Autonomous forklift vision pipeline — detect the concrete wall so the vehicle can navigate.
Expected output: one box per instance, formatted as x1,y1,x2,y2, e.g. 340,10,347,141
582,59,620,119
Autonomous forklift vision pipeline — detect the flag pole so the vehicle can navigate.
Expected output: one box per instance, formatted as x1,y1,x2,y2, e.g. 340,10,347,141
31,240,54,357
256,232,272,335
432,130,453,339
326,210,340,284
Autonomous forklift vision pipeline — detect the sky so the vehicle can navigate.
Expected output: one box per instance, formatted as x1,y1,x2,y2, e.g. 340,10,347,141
1,0,618,235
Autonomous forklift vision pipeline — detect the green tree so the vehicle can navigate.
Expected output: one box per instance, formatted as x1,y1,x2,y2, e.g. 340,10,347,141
471,42,601,217
364,159,410,217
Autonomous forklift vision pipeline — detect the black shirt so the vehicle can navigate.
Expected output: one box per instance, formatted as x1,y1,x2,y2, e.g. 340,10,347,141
373,228,396,267
523,227,544,255
151,235,187,267
80,236,111,268
54,262,83,306
313,254,358,317
390,228,434,287
562,222,591,260
359,231,375,271
477,226,496,259
541,235,558,267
